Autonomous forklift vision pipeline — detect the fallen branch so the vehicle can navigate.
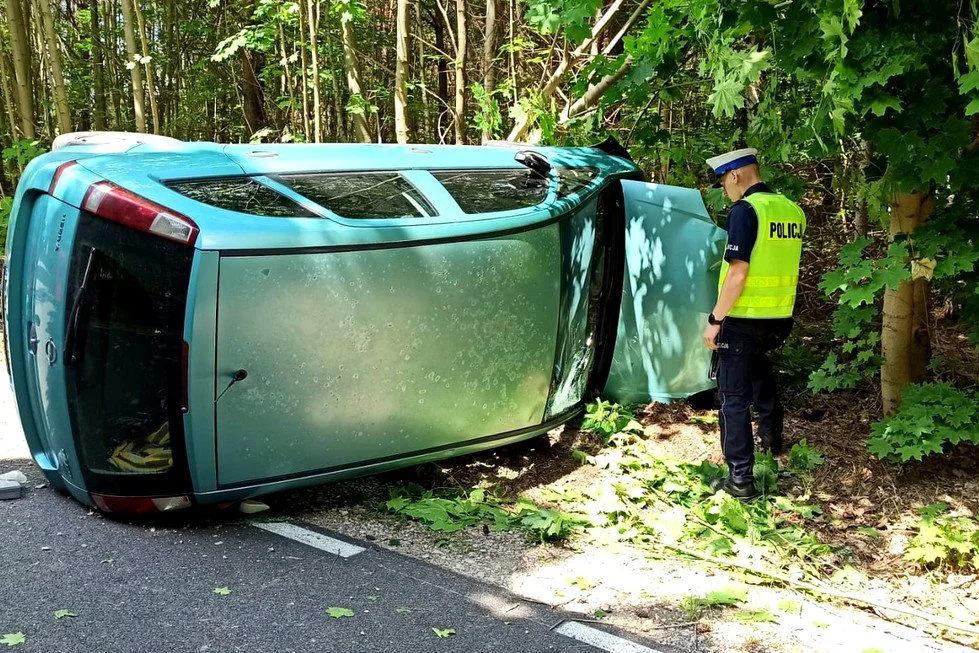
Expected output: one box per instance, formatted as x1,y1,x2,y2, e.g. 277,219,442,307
660,542,979,637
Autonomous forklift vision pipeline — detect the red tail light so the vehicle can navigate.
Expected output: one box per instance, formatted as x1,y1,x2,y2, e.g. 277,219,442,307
91,493,193,513
82,181,199,246
181,340,190,413
48,161,78,194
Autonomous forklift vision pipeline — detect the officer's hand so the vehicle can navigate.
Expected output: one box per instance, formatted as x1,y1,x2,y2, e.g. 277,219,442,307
703,323,720,351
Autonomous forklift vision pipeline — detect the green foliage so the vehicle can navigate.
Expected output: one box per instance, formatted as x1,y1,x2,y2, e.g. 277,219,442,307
326,607,355,619
2,139,45,167
524,0,603,42
868,383,979,462
681,586,747,618
788,440,825,472
0,197,12,250
582,400,633,444
905,503,979,570
470,83,506,138
385,485,587,542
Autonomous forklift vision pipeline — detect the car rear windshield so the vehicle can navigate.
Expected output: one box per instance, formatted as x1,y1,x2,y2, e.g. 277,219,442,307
165,177,319,217
431,169,550,214
272,172,436,219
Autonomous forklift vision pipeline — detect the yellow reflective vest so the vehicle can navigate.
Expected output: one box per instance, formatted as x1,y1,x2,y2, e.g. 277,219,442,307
718,192,805,319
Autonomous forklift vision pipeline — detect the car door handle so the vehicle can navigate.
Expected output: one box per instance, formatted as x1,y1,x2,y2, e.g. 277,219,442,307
27,323,38,355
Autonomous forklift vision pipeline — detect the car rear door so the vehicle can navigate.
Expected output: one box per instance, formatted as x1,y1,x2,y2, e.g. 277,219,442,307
603,180,726,403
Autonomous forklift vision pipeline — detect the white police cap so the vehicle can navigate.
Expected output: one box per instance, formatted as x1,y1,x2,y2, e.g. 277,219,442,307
707,147,758,180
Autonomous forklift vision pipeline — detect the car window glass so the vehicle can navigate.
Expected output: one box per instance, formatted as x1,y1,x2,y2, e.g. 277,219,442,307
272,172,436,219
165,177,318,217
431,169,550,214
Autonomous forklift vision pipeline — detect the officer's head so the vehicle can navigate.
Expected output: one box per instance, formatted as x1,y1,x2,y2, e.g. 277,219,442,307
707,148,762,202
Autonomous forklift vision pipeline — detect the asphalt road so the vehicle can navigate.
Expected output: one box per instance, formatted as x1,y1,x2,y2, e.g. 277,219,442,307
0,461,677,653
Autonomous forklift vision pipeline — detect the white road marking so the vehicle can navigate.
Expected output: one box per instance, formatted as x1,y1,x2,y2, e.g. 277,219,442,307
554,621,663,653
252,522,365,558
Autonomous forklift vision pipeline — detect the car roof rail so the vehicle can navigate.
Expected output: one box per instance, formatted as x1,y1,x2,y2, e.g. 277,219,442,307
52,131,182,152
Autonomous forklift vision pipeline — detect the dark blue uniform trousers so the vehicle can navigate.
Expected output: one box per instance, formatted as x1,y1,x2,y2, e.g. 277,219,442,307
716,318,792,484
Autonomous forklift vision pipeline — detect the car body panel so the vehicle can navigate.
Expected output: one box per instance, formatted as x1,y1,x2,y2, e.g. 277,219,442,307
214,224,561,487
604,181,726,402
4,138,724,511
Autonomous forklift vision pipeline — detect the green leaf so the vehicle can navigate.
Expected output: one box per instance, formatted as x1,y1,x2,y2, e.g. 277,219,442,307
396,607,412,614
213,587,232,596
868,95,901,116
432,627,456,638
0,633,25,648
856,527,882,538
53,610,77,620
734,609,778,623
703,586,748,607
708,78,744,119
326,607,355,619
776,599,801,614
592,609,609,619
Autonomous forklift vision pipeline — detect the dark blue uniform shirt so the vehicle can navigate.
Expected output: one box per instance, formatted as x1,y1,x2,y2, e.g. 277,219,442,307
724,182,772,264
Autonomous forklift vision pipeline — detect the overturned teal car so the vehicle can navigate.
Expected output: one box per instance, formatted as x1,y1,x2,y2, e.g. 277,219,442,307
3,132,725,513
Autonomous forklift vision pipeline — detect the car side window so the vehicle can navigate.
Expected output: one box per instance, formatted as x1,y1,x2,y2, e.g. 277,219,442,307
165,177,319,218
272,172,437,220
430,169,550,214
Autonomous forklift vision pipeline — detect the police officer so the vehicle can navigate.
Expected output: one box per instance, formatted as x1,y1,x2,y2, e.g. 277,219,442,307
702,148,805,500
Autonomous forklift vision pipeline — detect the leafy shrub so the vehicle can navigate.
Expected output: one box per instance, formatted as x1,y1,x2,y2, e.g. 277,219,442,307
868,382,979,462
581,399,633,444
788,440,825,472
905,503,979,570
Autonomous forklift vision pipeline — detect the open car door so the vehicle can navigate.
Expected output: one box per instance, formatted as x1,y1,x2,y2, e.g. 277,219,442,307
603,180,726,403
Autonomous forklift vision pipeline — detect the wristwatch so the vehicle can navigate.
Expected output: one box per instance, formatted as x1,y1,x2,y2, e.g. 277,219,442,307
708,313,723,326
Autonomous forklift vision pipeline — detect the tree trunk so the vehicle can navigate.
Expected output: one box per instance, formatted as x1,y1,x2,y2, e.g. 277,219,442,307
90,0,107,130
306,0,322,142
340,11,371,142
132,0,160,134
119,0,146,132
881,192,934,414
239,0,267,138
453,0,467,144
481,0,497,142
394,0,411,143
4,0,35,138
0,36,21,139
432,13,450,125
36,0,71,135
416,0,429,140
298,0,311,141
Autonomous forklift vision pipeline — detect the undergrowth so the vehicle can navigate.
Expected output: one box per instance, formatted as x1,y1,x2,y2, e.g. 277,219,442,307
384,484,588,543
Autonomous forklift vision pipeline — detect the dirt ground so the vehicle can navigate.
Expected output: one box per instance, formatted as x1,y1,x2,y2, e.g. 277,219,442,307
268,389,979,653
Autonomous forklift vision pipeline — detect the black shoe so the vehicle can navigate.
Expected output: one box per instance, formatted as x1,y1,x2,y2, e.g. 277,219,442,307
709,477,759,500
758,431,783,455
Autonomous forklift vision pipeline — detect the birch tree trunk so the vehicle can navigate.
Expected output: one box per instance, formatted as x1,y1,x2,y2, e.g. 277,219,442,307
4,0,35,138
481,0,497,143
306,0,322,142
119,0,146,132
394,0,411,143
132,0,160,133
881,192,934,414
90,0,107,130
453,0,467,144
340,10,372,142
